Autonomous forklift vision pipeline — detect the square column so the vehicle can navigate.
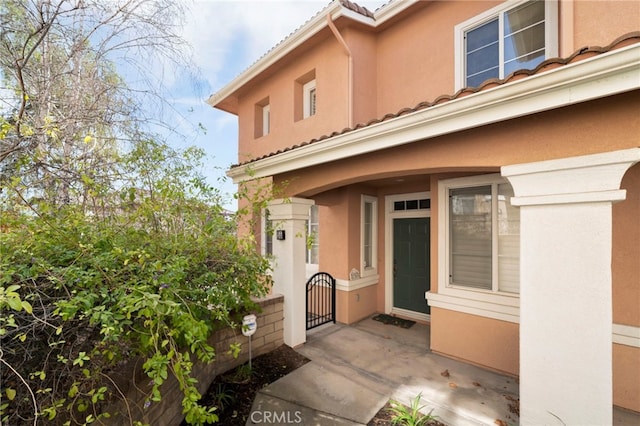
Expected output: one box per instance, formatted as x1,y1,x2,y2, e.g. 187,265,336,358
502,148,640,425
267,198,314,347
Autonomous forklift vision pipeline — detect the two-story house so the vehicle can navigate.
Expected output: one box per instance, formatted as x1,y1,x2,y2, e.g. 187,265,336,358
208,1,639,423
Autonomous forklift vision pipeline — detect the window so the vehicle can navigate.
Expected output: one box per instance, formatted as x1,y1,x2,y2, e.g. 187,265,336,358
262,209,273,257
262,104,270,136
393,198,430,211
294,70,316,121
303,80,316,118
443,175,519,294
306,205,319,265
455,0,558,89
361,195,378,276
254,97,270,138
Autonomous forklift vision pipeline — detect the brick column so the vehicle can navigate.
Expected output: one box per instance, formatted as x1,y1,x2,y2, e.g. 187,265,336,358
267,198,314,347
502,148,640,425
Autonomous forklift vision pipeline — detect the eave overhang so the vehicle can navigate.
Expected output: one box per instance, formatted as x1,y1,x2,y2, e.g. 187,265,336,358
227,43,640,184
206,0,420,113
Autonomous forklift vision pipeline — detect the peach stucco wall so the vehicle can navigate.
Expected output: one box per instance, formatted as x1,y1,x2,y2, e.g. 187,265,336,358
272,93,640,409
235,30,351,163
613,164,640,327
336,285,378,325
431,308,520,376
220,0,639,413
614,343,640,412
277,92,640,197
375,0,498,116
573,1,640,50
226,1,639,166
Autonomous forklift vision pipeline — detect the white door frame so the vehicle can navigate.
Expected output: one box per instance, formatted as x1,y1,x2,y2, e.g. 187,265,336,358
384,191,431,322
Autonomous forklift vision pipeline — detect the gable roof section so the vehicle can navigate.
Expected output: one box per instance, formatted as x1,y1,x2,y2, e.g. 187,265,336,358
207,0,416,114
226,32,640,184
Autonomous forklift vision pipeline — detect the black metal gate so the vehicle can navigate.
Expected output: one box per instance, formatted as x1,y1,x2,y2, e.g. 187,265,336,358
306,272,336,330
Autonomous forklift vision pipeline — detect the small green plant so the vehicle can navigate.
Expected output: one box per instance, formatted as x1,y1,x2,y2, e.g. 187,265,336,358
212,384,235,411
231,363,253,383
388,392,439,426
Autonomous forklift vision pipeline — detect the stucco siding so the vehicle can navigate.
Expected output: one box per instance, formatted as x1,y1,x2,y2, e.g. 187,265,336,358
275,92,640,198
613,163,640,327
573,1,640,50
613,343,640,412
236,33,350,162
431,307,520,376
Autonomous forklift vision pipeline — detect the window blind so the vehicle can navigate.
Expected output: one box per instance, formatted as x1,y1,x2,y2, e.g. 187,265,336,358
450,186,492,289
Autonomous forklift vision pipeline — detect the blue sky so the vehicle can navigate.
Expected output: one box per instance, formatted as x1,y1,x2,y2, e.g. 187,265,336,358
163,0,386,209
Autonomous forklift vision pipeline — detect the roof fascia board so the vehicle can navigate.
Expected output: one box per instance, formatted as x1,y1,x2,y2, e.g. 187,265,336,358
227,44,640,183
207,1,375,108
373,0,421,26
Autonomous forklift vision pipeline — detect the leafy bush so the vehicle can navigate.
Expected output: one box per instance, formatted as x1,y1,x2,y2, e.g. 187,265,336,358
0,142,272,425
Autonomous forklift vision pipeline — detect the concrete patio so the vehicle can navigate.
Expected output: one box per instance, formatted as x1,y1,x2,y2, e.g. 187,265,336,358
247,316,639,425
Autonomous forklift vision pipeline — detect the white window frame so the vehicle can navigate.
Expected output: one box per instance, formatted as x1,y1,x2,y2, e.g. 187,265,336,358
454,0,558,91
429,174,520,323
361,195,378,278
262,104,270,136
303,79,316,118
261,209,273,258
305,204,319,277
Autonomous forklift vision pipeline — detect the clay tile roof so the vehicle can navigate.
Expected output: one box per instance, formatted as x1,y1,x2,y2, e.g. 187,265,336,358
339,0,375,18
233,31,640,169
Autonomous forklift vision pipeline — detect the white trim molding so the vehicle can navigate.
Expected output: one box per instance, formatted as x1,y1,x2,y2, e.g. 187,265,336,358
384,192,431,315
390,307,430,324
613,323,640,348
335,274,378,292
426,291,520,324
227,44,640,183
502,148,640,206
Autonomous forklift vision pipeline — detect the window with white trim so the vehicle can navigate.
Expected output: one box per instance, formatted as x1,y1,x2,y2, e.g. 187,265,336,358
443,175,519,294
254,97,270,138
303,80,316,118
361,195,378,276
306,204,319,265
262,104,270,136
455,0,558,89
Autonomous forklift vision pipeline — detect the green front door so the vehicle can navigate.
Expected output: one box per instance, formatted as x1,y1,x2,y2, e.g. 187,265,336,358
393,217,430,315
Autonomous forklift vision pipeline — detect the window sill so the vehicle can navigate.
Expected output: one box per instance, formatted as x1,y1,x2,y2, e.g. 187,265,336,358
426,290,520,324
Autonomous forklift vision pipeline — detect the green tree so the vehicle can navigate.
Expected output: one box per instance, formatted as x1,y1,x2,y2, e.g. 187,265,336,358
0,0,196,210
0,1,273,424
0,141,272,425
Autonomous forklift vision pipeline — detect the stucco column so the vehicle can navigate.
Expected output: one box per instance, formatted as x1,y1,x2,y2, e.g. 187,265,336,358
267,197,314,347
502,148,640,425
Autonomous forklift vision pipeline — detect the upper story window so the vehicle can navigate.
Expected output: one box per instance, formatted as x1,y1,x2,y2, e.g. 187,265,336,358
294,69,316,122
254,97,270,138
262,104,270,136
455,0,558,89
303,80,316,118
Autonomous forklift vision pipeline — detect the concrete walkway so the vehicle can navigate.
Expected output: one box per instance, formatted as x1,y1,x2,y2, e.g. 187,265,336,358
247,317,640,425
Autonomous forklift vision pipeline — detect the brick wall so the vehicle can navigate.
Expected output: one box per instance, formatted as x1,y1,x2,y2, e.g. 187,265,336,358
102,293,284,425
